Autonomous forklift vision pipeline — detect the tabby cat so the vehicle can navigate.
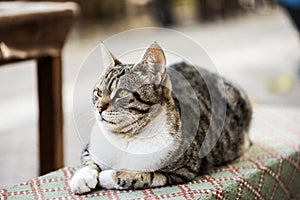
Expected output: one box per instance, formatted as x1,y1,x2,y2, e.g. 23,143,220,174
70,42,252,194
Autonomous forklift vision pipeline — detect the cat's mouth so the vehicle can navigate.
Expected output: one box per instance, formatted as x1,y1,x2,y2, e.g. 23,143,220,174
96,110,142,133
101,117,116,125
97,111,123,127
97,113,115,124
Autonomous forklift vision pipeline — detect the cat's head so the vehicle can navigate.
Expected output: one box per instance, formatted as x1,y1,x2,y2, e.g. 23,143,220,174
93,42,172,136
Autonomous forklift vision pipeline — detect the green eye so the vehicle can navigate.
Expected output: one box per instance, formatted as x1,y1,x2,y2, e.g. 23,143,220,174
117,89,129,98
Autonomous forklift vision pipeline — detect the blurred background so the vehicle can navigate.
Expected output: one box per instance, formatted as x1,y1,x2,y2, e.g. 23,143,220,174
0,0,299,188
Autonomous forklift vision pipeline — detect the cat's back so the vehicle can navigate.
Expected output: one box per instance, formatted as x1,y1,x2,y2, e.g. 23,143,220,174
167,62,252,167
167,62,251,127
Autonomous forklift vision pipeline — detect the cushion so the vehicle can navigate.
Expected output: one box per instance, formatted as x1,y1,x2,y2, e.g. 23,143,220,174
1,105,299,199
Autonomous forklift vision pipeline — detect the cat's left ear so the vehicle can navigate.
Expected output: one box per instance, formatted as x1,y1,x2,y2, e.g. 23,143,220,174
138,42,166,83
100,42,122,67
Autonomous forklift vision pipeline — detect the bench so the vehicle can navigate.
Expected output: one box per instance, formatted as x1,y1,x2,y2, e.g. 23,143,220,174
1,105,299,199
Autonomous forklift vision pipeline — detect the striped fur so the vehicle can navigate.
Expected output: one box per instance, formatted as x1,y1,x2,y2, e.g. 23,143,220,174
70,42,252,193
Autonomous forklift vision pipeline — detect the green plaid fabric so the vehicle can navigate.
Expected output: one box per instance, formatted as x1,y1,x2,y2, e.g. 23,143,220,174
1,105,300,200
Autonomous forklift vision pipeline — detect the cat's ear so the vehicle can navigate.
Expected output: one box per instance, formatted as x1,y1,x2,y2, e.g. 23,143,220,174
139,42,166,82
100,42,121,67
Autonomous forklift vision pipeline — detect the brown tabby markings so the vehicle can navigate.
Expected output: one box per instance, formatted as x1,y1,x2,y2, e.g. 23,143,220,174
70,42,252,194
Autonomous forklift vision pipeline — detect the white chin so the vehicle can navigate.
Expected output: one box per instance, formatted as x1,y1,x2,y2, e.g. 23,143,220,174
98,119,116,131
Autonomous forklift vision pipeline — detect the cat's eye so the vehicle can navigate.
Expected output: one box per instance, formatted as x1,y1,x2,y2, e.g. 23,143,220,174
94,89,102,98
117,89,129,98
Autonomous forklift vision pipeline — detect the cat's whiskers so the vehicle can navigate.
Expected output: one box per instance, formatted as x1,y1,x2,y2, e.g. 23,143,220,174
86,115,97,123
82,114,99,128
102,113,134,125
93,110,101,120
78,112,97,123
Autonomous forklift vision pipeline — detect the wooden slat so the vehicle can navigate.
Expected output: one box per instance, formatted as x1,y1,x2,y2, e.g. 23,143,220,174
37,56,64,175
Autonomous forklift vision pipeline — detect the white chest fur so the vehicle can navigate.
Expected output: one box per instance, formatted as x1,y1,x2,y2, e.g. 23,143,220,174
89,109,175,172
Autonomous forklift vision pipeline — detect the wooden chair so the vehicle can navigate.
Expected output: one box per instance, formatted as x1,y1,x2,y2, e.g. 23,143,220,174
0,1,79,175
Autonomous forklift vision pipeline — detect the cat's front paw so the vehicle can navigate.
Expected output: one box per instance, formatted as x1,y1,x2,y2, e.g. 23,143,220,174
99,170,123,190
69,166,99,194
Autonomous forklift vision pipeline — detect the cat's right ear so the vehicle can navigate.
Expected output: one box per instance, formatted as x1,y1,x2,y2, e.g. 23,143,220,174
136,42,166,84
100,43,121,67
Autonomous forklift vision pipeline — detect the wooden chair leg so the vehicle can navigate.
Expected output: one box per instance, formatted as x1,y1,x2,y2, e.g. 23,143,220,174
37,56,64,175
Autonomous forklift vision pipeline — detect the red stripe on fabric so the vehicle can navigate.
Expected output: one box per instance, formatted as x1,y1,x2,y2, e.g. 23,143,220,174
247,157,289,199
269,158,283,200
178,184,195,200
203,175,225,200
34,177,44,200
255,142,300,172
106,189,120,200
142,189,160,200
62,167,81,200
228,165,265,200
0,189,8,200
28,180,39,200
286,149,300,198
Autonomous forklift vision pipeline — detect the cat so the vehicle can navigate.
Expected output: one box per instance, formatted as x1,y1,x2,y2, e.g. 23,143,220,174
70,42,252,194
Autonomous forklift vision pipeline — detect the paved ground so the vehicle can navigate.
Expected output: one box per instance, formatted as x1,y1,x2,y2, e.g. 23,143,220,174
0,7,299,188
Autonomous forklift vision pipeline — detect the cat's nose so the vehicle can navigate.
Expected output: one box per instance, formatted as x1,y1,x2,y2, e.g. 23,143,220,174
97,102,109,114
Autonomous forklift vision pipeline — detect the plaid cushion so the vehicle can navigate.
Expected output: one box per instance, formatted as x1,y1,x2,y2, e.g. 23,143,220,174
1,105,300,200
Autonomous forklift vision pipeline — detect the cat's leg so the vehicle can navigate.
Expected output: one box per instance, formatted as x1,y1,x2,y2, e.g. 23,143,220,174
70,148,101,194
99,169,193,190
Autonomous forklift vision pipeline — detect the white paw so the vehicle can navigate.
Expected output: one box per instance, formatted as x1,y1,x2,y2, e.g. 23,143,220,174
69,167,99,194
99,170,122,189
